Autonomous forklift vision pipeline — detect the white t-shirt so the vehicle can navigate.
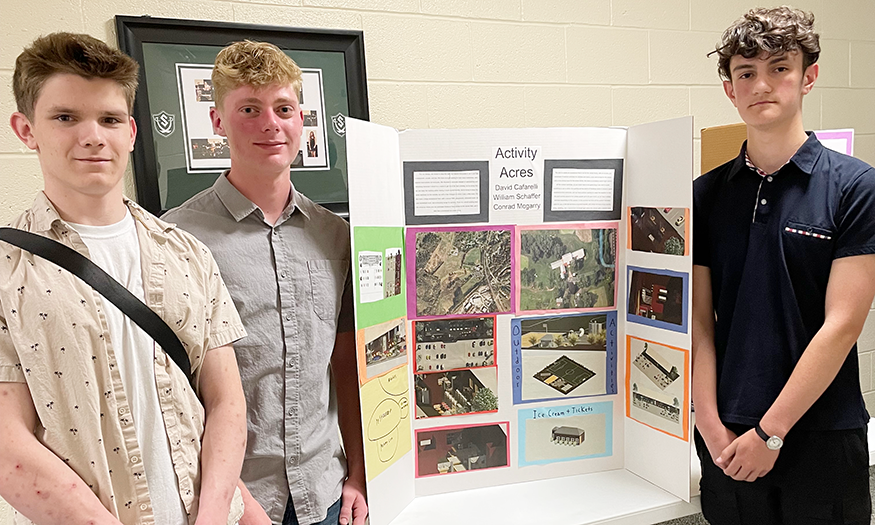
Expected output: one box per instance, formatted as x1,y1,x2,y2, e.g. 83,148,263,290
70,211,187,525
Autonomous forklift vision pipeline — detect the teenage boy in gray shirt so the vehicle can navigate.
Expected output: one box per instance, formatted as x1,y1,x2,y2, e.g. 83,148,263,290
165,41,366,525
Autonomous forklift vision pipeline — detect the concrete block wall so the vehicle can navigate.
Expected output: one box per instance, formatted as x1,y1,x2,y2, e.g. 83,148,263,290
0,0,874,520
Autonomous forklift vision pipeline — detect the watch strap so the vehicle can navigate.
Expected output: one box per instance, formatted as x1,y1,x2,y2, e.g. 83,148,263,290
754,423,770,442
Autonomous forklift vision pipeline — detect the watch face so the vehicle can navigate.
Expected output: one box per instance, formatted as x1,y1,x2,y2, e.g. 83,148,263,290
766,436,783,450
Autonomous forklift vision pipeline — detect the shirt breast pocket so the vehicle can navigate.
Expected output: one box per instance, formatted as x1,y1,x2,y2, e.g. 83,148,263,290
782,220,835,274
307,259,347,322
783,221,834,242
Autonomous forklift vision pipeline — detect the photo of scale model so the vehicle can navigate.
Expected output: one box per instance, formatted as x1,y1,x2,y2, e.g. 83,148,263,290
626,336,688,440
633,343,680,390
414,316,495,372
416,423,509,477
412,228,512,317
631,388,681,424
516,313,615,402
534,356,595,395
629,207,687,255
551,426,585,446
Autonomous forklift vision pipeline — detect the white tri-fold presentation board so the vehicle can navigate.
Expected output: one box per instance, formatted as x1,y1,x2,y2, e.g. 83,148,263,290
346,117,694,525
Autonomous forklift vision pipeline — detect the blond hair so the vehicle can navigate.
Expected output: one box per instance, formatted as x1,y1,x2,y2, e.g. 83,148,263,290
13,32,139,119
711,6,820,81
212,40,303,109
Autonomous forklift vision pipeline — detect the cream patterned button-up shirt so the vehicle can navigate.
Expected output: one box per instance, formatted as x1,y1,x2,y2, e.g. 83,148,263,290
0,193,246,525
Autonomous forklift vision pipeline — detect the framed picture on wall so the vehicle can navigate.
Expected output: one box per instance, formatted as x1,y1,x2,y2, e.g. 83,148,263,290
116,16,369,216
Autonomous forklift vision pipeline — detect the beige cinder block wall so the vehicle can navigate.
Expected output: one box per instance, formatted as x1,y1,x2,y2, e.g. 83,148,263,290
1,0,874,519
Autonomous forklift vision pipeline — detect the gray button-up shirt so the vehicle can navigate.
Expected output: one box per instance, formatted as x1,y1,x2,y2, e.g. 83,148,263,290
164,174,354,524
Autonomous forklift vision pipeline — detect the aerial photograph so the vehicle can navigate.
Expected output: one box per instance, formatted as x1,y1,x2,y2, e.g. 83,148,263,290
518,227,616,312
413,228,512,317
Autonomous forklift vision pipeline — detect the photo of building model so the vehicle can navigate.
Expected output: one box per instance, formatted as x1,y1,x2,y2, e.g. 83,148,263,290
631,387,681,424
413,228,512,317
551,426,585,446
414,316,494,372
516,313,615,402
384,247,403,298
629,207,687,255
416,424,509,477
534,356,595,395
518,227,616,311
414,369,498,418
627,270,684,326
633,343,680,390
363,318,407,378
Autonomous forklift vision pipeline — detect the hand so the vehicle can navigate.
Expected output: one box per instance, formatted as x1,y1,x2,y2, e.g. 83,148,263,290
339,475,368,525
697,422,737,463
715,428,779,481
238,499,272,525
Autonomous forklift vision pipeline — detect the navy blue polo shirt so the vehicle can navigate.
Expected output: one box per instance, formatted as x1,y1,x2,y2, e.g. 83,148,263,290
694,133,875,431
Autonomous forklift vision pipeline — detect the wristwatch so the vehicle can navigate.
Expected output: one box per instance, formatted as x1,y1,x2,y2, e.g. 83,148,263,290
754,423,783,450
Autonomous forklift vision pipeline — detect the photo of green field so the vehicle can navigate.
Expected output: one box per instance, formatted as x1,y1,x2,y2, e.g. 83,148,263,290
518,227,616,311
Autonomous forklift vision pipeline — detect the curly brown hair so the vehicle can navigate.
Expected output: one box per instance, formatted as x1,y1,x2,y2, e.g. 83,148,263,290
710,6,820,81
13,32,139,120
212,40,302,110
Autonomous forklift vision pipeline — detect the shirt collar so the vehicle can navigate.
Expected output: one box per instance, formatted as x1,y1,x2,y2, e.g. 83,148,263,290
28,192,173,235
728,132,822,181
212,171,310,223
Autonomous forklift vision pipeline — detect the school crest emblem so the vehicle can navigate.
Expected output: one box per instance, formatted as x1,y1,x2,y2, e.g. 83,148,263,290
331,112,346,137
152,111,176,138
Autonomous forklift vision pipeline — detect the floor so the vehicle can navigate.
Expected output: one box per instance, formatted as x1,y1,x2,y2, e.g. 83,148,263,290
654,466,875,525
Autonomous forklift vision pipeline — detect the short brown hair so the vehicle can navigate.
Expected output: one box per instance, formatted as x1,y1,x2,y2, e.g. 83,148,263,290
212,40,303,110
13,32,139,119
711,6,820,81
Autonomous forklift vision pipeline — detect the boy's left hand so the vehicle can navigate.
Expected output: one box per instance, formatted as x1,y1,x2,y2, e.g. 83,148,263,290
339,476,368,525
715,428,779,482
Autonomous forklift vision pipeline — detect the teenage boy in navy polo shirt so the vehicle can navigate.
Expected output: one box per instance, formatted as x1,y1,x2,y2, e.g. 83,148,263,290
693,7,875,524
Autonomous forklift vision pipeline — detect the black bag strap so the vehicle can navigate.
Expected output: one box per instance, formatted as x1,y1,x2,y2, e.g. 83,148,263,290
0,227,192,380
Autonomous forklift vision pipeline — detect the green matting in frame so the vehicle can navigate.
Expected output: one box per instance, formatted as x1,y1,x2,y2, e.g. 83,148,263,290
141,43,350,210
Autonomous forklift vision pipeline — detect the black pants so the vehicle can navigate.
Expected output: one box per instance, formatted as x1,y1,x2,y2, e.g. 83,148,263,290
695,425,871,525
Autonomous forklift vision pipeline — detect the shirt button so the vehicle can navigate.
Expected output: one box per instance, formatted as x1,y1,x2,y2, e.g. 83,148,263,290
131,456,140,464
760,199,768,205
288,360,294,369
281,270,288,279
287,408,295,417
139,503,148,511
285,313,292,322
118,407,128,415
766,176,774,182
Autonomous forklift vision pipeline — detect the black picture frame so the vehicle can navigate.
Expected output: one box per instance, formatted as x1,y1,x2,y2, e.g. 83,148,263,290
116,16,369,217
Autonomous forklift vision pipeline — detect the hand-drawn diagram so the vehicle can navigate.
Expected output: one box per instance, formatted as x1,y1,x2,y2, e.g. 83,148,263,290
413,316,495,372
517,225,617,312
362,367,412,481
628,207,689,256
413,368,498,418
518,402,612,466
626,267,688,333
415,423,509,477
359,317,407,381
408,227,512,318
626,336,689,441
511,312,617,403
